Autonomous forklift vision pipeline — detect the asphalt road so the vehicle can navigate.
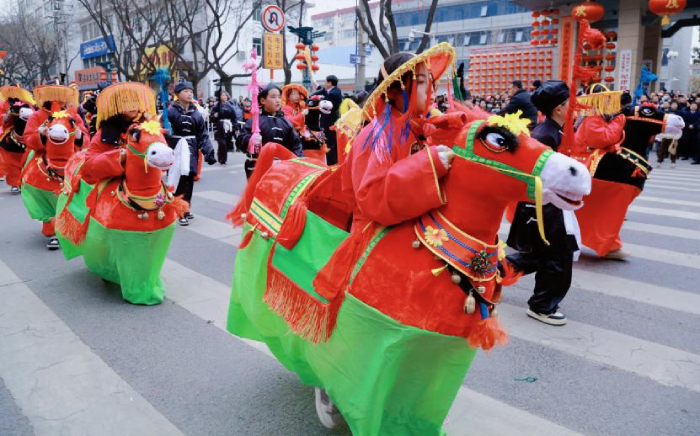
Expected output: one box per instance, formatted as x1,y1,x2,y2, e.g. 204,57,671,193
1,151,699,436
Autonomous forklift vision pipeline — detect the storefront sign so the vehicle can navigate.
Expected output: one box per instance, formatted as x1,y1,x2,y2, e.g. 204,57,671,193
75,67,106,89
263,32,284,70
618,50,633,91
80,35,115,60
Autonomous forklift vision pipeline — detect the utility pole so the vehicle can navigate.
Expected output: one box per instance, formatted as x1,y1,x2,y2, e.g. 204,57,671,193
49,0,71,84
355,5,366,92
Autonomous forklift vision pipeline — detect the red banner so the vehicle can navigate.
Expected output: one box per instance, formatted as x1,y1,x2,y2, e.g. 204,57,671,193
559,16,575,82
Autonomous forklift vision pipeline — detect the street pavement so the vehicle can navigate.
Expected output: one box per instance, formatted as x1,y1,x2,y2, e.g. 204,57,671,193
1,151,699,436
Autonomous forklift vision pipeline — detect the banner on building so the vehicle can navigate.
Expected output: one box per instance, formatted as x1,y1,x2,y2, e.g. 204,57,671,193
618,50,633,91
263,32,284,70
558,17,574,82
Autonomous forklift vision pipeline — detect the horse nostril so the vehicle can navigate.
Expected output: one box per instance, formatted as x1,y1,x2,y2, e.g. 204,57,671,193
569,166,578,176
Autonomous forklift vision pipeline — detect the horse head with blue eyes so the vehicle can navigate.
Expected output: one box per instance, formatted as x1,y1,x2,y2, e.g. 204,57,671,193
222,106,591,435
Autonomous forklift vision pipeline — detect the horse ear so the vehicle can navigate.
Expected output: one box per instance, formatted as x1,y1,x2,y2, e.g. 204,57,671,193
69,118,76,128
130,127,141,143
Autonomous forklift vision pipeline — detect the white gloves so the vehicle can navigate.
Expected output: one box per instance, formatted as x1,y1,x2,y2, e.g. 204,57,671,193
435,145,455,170
75,129,83,140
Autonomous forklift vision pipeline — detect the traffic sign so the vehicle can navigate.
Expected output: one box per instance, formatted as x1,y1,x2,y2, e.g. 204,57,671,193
350,54,360,65
261,5,285,33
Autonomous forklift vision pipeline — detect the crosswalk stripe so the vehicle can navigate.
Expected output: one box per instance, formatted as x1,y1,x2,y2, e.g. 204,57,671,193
498,303,700,393
622,221,700,240
194,190,239,205
628,204,700,221
0,260,185,436
636,195,700,208
499,223,700,269
642,182,699,192
646,178,699,188
200,163,244,173
183,215,242,246
160,258,582,436
514,269,700,317
650,173,700,182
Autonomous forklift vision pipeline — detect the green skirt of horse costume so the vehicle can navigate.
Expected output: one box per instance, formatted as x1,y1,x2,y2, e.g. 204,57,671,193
20,150,59,223
227,212,478,436
55,178,176,306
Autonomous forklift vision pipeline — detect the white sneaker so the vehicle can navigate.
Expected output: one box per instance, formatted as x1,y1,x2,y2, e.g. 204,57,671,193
46,237,60,250
314,388,345,429
526,309,567,326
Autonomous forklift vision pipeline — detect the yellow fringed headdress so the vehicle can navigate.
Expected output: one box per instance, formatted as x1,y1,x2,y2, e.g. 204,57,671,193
95,82,157,126
0,86,36,105
577,83,621,116
33,85,79,107
363,42,456,121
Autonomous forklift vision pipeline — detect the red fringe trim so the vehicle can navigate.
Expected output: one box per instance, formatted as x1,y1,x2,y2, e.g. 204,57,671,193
264,264,344,343
467,317,508,351
226,143,297,228
238,225,257,249
169,195,189,218
499,259,523,287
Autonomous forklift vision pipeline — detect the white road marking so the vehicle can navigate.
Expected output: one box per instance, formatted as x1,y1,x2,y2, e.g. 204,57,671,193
628,204,700,221
0,260,185,436
636,195,700,208
498,303,700,394
622,221,700,240
194,190,239,205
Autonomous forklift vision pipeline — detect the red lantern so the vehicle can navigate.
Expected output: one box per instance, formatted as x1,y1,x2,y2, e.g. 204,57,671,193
648,0,686,26
311,55,319,62
573,1,605,23
551,18,560,25
311,64,320,71
311,43,320,51
605,54,616,61
594,55,604,62
295,43,305,50
532,21,541,27
541,29,550,35
604,65,615,72
531,30,540,37
531,40,540,46
295,53,305,61
604,76,615,83
606,31,618,40
551,38,558,44
606,42,616,50
100,70,107,82
582,42,591,50
532,11,540,18
296,63,307,70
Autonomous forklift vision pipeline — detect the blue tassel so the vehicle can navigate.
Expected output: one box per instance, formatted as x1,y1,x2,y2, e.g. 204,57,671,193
479,302,489,320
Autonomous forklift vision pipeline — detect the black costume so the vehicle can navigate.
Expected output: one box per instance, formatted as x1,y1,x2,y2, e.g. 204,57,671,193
506,81,577,316
211,100,237,164
236,110,302,178
313,85,342,165
502,88,539,127
166,99,216,204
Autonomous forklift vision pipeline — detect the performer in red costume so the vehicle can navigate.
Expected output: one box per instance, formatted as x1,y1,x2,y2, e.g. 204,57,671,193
281,84,307,130
0,86,35,193
23,85,88,158
78,82,156,184
567,84,626,164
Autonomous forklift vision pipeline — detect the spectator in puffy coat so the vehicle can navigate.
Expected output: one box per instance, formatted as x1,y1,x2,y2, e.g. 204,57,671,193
167,81,216,226
502,80,539,127
236,84,302,178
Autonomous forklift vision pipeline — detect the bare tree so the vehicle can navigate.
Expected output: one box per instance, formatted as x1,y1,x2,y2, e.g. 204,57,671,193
0,5,61,85
356,0,439,59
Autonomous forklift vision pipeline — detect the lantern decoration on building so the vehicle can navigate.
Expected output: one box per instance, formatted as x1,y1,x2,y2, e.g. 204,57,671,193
648,0,687,26
602,30,617,84
573,0,605,23
467,48,557,96
530,9,560,46
99,69,108,83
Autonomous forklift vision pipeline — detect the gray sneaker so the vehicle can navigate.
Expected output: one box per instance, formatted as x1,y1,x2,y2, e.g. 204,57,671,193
527,308,567,326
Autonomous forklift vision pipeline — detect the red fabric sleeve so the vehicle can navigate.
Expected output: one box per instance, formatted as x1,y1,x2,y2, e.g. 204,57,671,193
347,129,448,227
80,134,124,184
23,109,50,152
577,115,626,153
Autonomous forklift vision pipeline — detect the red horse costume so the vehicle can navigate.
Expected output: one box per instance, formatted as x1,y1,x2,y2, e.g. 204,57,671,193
224,43,592,435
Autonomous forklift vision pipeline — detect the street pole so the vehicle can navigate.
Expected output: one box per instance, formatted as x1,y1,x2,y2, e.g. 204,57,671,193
355,10,366,91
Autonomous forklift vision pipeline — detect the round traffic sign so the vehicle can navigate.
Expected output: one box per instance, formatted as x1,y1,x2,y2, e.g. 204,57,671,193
262,5,285,33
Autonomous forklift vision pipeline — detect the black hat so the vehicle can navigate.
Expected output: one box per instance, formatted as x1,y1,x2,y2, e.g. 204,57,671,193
530,80,569,116
174,81,194,94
